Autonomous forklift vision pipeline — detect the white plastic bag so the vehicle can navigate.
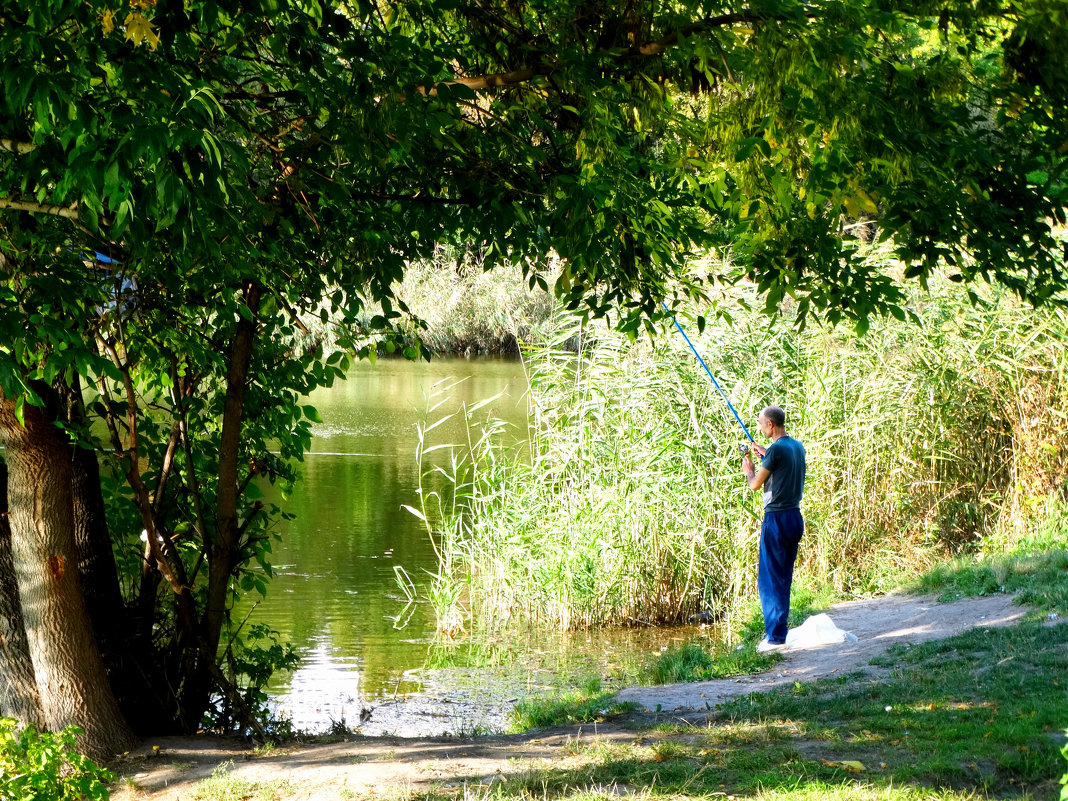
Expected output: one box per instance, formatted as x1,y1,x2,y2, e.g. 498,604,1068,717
784,613,858,649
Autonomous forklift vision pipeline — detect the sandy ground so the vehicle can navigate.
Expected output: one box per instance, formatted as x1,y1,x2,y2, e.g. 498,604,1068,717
110,591,1031,800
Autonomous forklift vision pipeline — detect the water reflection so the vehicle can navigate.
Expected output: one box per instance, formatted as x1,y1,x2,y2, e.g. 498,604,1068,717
234,357,529,731
236,356,701,735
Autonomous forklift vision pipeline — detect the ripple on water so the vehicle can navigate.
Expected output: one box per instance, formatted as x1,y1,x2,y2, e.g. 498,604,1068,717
269,626,701,737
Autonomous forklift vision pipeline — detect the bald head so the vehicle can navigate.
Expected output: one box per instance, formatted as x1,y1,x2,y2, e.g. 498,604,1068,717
760,406,786,429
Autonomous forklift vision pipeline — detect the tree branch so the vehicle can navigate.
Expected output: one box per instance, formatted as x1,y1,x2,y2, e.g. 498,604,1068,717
424,67,543,96
419,10,795,96
0,139,35,154
204,282,262,656
0,197,79,219
151,421,182,516
636,14,759,56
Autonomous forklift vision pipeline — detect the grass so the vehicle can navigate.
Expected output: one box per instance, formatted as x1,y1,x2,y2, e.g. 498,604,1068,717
717,621,1067,794
188,761,292,801
510,677,640,731
912,526,1068,617
638,536,1068,691
491,541,1068,799
387,621,1068,801
639,639,783,686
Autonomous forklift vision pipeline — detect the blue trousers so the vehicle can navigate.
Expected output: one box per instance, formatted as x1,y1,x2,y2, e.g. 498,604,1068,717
758,508,804,644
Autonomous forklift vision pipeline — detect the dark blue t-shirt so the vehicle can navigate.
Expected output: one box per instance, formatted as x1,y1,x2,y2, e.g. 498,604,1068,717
761,435,806,511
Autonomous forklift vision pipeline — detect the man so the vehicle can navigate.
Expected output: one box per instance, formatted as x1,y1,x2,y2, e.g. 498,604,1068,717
741,406,806,652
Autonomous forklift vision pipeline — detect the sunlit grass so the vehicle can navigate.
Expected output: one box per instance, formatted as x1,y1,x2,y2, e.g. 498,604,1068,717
912,522,1068,617
188,761,292,801
510,677,639,731
639,638,782,685
379,621,1065,801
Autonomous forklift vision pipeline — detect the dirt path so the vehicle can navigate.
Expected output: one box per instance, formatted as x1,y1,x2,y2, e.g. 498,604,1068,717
110,592,1029,801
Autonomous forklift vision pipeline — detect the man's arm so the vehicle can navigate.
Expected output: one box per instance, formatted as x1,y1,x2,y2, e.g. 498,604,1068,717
741,454,771,491
747,466,771,491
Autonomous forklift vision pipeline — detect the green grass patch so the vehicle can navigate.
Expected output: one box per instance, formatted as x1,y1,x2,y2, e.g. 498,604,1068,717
510,678,639,731
188,761,292,801
714,620,1068,795
419,620,1067,800
913,530,1068,617
640,639,783,684
641,585,837,685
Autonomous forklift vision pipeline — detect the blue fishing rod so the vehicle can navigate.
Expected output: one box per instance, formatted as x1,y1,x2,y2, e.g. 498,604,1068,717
661,302,755,446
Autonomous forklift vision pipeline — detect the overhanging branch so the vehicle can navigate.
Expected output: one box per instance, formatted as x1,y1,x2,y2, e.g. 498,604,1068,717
0,197,79,220
422,10,802,95
0,139,35,155
637,14,758,55
425,66,543,96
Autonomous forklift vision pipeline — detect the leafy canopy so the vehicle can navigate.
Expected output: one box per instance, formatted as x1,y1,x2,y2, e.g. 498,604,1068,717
0,0,1065,731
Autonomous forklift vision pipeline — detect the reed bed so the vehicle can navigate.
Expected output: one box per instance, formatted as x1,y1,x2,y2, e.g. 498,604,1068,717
288,253,557,357
396,257,557,356
410,253,1068,634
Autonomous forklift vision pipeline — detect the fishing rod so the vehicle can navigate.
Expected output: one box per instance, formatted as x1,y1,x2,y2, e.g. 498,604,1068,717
661,302,755,446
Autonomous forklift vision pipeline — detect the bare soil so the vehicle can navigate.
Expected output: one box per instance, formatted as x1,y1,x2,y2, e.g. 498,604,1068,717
110,591,1029,800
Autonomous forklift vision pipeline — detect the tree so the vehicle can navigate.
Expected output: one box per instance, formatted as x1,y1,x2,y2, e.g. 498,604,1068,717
0,0,1064,757
0,385,135,757
0,463,44,730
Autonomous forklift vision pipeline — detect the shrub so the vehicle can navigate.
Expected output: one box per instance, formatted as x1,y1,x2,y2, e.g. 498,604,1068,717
1061,728,1068,800
0,718,113,801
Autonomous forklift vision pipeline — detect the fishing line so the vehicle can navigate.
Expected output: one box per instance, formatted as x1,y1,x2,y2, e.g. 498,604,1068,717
661,302,755,444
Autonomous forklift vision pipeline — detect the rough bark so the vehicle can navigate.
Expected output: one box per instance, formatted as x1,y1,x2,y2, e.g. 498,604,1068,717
0,390,136,758
65,378,127,641
68,388,175,734
0,461,45,726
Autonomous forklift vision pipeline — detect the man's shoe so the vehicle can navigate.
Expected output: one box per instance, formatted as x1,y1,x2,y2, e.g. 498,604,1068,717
756,638,787,653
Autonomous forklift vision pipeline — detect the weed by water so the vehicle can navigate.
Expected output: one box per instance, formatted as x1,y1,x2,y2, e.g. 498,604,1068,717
416,267,1068,632
510,683,639,731
641,585,836,685
249,742,279,758
640,639,782,685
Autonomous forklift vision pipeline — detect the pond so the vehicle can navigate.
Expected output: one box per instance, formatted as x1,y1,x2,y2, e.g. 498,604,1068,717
234,356,695,736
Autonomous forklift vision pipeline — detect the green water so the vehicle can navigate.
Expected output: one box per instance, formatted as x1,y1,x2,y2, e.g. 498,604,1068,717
233,357,529,728
235,356,696,735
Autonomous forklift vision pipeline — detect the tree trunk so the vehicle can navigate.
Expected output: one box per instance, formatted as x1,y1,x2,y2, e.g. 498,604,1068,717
181,283,262,726
0,390,136,759
63,375,176,733
0,461,45,726
68,416,125,637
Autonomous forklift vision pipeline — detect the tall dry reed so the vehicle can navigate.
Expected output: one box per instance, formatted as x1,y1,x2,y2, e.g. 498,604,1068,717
411,255,1068,634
